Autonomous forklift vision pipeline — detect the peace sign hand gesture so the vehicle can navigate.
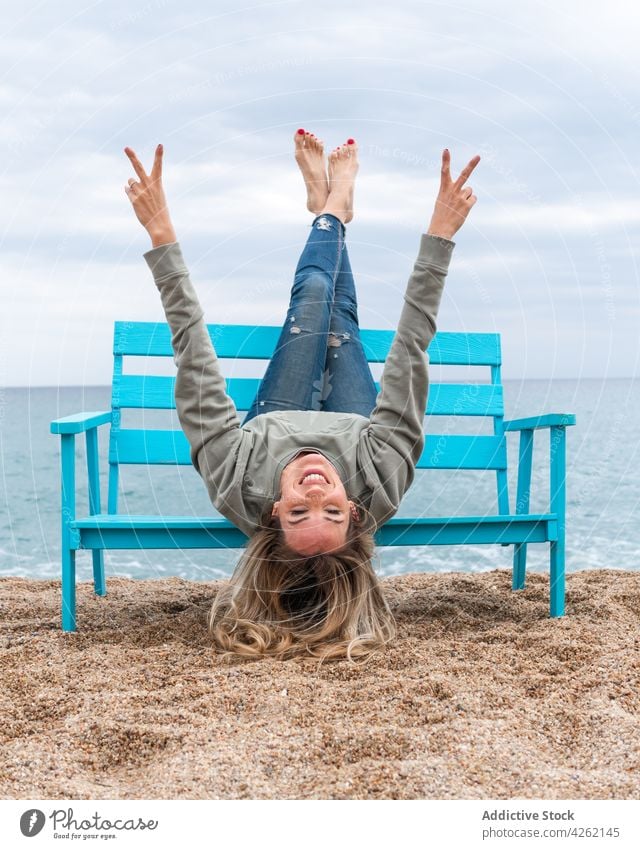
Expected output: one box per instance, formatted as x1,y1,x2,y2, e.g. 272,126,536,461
427,149,480,241
124,144,177,248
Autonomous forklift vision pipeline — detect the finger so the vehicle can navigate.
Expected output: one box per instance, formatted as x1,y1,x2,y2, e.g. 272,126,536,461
124,146,149,183
150,143,163,180
124,181,141,199
454,154,481,189
440,148,451,185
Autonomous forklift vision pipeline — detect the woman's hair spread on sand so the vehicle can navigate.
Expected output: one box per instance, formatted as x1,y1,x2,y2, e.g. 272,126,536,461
208,502,396,664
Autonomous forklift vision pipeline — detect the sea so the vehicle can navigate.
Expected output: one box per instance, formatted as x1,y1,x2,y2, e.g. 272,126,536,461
1,379,638,583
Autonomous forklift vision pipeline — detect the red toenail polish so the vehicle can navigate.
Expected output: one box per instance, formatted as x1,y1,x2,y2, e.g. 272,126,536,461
347,138,355,144
297,128,305,135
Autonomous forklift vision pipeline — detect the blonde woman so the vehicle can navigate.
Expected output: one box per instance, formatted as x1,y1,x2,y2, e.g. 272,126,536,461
124,131,479,662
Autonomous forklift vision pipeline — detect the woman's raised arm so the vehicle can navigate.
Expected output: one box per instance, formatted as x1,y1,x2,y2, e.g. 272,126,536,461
361,149,480,525
123,144,243,503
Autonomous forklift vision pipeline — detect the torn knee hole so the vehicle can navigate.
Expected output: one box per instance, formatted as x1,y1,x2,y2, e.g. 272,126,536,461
327,332,350,347
289,321,315,334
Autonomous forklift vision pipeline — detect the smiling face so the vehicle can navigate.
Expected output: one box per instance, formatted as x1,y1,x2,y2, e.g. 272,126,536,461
271,452,356,556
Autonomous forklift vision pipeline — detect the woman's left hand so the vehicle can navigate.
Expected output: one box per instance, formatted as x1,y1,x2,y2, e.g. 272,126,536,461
427,148,480,241
124,144,177,247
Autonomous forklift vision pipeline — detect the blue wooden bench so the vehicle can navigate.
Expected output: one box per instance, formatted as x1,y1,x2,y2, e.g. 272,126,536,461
50,321,576,632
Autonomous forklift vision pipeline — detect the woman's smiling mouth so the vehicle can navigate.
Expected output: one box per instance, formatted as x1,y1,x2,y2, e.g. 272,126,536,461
299,470,329,485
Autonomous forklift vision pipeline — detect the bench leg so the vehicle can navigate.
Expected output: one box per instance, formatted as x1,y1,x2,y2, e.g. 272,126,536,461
549,540,565,617
512,542,527,590
60,433,78,632
62,543,77,632
549,425,567,618
86,427,106,598
92,550,106,596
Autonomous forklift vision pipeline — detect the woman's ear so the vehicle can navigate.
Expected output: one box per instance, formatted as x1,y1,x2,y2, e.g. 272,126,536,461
271,501,280,517
348,500,360,522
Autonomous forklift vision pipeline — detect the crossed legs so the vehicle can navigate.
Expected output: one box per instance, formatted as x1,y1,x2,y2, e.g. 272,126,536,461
241,131,378,425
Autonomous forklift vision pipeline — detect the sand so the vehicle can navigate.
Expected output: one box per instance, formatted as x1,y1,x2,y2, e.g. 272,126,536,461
1,568,639,800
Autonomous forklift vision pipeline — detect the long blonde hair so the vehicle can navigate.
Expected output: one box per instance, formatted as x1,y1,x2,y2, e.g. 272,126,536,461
208,503,396,664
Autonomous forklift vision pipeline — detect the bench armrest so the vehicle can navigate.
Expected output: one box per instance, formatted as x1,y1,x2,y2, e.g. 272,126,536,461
503,413,576,432
50,411,112,434
51,412,111,525
508,414,572,539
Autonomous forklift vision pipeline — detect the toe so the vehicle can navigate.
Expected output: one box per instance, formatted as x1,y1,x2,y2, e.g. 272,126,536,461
294,128,306,148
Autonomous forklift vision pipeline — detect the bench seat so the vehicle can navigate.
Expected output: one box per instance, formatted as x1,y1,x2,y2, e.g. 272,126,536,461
71,513,558,548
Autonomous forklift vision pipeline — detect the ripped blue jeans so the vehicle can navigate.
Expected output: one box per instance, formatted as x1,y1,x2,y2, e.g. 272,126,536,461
242,213,379,425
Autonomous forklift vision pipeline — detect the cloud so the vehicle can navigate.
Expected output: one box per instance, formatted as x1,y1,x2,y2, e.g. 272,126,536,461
1,0,639,381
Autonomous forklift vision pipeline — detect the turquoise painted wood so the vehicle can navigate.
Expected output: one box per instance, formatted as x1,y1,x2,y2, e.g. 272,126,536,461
50,322,576,632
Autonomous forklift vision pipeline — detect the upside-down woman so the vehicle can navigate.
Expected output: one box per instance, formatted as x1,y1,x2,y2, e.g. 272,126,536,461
123,130,479,662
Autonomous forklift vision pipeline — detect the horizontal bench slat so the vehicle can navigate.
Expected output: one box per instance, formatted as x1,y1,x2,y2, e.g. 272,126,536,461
72,513,557,549
114,375,505,416
114,322,501,365
110,430,507,470
418,434,507,469
73,513,556,529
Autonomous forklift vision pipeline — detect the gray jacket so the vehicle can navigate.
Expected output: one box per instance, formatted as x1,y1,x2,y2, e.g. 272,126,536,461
143,232,455,537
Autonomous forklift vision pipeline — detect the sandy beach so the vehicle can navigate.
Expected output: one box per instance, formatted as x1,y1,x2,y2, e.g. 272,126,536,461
1,568,639,800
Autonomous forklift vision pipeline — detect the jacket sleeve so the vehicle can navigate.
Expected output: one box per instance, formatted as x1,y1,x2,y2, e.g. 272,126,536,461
143,241,242,492
361,232,455,524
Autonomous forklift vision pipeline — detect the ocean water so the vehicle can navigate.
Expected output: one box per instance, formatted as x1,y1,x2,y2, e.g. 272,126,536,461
1,379,638,583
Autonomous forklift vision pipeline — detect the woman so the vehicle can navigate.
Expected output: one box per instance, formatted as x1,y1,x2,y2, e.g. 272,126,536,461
124,131,479,662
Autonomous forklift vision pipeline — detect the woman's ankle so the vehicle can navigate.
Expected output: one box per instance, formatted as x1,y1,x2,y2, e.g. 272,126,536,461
316,207,348,227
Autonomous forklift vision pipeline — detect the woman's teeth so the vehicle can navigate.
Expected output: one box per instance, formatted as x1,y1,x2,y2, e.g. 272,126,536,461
302,473,326,483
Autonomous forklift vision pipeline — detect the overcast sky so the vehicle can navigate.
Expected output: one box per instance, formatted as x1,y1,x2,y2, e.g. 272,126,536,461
1,0,639,386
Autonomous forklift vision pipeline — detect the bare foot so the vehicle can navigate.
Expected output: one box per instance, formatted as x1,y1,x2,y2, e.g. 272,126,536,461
323,139,359,225
294,129,329,214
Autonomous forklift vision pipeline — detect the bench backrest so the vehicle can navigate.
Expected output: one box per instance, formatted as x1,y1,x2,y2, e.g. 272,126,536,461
107,321,509,514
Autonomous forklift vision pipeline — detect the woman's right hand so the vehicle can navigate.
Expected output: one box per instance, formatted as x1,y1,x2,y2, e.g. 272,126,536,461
124,144,177,247
427,148,480,241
